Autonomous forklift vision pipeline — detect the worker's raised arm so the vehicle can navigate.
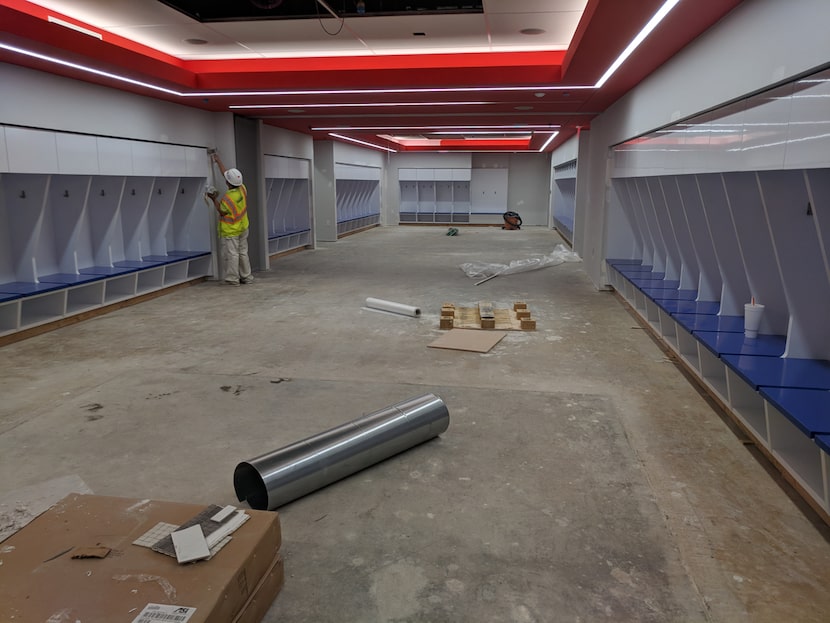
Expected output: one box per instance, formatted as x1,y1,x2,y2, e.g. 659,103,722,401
211,151,229,176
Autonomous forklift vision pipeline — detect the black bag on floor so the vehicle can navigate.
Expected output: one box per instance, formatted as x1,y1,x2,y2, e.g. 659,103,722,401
502,211,522,230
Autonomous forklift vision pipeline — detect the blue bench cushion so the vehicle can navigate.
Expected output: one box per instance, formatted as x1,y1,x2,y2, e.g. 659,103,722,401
674,314,744,333
606,258,645,266
659,300,720,315
722,355,830,391
760,387,830,437
629,278,681,288
0,281,65,295
139,256,178,264
80,265,136,276
619,268,661,278
38,273,103,285
0,292,22,303
642,288,698,301
816,434,830,454
167,250,210,258
696,331,786,357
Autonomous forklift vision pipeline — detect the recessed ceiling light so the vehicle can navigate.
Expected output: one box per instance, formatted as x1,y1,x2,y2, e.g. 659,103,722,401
185,38,209,45
534,92,546,98
286,108,306,113
520,28,546,36
514,105,534,111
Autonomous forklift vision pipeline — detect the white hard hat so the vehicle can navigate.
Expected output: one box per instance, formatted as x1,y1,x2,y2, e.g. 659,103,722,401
224,168,243,186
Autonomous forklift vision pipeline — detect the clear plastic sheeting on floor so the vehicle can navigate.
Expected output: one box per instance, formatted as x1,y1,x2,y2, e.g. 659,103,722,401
459,244,581,280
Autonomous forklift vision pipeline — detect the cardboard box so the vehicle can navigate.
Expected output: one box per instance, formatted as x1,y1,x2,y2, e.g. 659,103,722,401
0,494,283,623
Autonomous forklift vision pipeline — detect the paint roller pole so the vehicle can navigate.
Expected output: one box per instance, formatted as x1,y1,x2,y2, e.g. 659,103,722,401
365,297,421,317
233,393,449,510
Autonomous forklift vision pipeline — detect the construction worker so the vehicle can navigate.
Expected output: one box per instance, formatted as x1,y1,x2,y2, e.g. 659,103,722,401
207,151,253,285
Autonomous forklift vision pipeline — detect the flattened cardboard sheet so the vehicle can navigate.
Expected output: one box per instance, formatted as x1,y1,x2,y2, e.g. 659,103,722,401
428,329,507,353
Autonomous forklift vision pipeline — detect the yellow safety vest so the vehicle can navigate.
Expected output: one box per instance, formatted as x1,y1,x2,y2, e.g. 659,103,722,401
218,185,249,238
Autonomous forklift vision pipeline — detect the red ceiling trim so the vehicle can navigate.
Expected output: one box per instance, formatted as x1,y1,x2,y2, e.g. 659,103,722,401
186,50,565,74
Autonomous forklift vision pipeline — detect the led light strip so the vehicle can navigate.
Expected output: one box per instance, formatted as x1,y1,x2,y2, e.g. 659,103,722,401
229,101,494,110
329,133,397,152
538,132,559,152
47,16,102,40
313,125,561,131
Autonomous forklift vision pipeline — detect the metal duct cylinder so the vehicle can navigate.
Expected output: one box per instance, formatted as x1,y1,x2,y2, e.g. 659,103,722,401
234,393,449,510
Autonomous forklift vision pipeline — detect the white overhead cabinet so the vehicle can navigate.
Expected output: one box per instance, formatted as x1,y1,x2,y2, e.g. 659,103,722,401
264,155,313,255
0,125,212,338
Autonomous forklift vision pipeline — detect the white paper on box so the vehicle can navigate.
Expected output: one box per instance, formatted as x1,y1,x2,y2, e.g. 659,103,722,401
132,603,197,623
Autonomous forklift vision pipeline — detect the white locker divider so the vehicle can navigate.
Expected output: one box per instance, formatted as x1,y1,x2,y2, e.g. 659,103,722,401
399,168,472,223
696,173,752,316
603,64,830,522
759,169,830,360
673,176,722,301
656,177,700,291
264,155,313,256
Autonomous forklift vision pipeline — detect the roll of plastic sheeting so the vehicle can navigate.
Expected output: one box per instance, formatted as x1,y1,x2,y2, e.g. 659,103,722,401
365,297,421,317
233,393,450,510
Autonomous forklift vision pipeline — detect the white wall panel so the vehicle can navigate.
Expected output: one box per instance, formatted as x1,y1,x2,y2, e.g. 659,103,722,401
6,127,59,173
56,133,99,175
97,137,134,175
398,168,417,180
0,64,218,148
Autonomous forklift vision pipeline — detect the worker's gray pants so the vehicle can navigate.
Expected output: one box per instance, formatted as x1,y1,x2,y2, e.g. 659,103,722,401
220,228,253,284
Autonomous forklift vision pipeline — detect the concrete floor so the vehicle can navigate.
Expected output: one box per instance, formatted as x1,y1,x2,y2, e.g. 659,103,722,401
1,226,829,622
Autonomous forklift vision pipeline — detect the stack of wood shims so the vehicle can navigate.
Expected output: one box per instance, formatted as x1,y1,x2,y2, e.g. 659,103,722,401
513,302,536,330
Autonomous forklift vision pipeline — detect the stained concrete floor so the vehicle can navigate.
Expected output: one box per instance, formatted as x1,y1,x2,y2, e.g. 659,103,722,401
1,226,829,622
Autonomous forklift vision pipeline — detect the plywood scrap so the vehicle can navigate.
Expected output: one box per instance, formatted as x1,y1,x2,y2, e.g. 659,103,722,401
428,329,507,353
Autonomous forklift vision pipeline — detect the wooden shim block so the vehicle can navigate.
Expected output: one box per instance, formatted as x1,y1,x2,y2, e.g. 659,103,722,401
478,301,495,319
441,306,456,316
516,309,531,319
440,316,454,330
481,318,496,329
520,318,536,330
513,302,527,311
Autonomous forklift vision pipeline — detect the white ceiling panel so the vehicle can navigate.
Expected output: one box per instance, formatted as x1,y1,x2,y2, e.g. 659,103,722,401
348,15,489,51
209,21,369,57
484,0,589,14
488,12,584,48
106,25,248,58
